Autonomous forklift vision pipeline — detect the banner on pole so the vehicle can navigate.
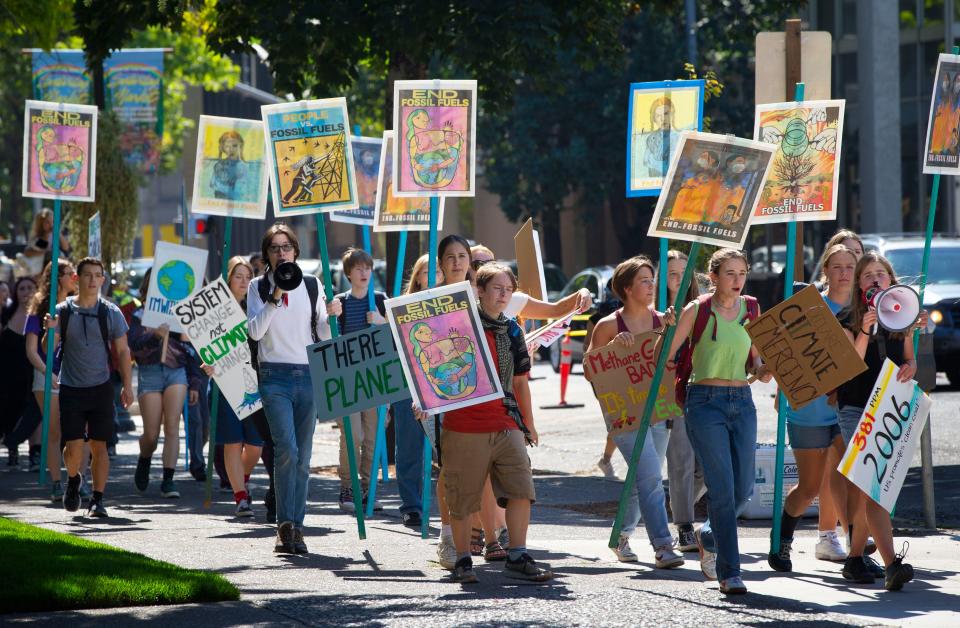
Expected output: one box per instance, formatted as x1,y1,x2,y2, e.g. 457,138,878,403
514,218,546,301
262,98,359,216
373,130,443,231
838,358,932,512
647,131,774,249
103,49,164,174
385,281,502,414
22,100,98,203
142,241,208,332
626,80,704,197
30,49,91,104
393,80,477,197
307,324,411,421
922,53,960,175
746,285,866,410
191,115,269,219
88,212,101,258
330,135,383,225
175,277,262,419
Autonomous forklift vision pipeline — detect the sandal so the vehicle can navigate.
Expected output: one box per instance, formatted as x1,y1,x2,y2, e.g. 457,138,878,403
470,528,484,556
484,541,508,561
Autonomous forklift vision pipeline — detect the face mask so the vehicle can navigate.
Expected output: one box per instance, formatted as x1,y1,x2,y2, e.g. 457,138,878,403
730,163,745,174
697,158,709,169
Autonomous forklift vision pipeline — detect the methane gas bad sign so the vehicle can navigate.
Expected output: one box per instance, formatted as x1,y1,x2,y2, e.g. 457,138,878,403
307,325,410,421
746,285,867,410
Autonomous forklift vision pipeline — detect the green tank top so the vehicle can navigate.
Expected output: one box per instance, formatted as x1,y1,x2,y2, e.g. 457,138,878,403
689,298,752,383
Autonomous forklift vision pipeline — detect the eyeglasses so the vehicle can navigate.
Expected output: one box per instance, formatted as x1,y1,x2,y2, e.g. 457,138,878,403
471,259,494,270
268,244,295,254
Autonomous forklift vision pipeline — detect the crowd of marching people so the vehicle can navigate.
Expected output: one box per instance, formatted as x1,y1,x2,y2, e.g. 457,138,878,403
0,217,924,593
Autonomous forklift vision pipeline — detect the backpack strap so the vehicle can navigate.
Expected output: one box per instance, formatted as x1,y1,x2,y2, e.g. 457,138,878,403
59,300,72,351
742,295,759,324
304,275,320,343
257,275,271,305
689,294,715,350
96,300,115,370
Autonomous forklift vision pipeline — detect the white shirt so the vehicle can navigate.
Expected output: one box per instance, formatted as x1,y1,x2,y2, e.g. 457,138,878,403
247,274,331,365
470,287,530,318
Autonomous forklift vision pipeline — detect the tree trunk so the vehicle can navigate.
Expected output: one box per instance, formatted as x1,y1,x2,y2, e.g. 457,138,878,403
539,208,562,267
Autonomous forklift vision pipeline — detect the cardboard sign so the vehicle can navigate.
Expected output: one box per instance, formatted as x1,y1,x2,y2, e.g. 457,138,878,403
385,281,503,415
175,277,262,419
582,331,681,436
746,285,867,410
525,309,577,353
755,31,832,105
142,241,208,332
392,79,477,197
22,100,98,202
922,53,960,174
752,100,845,224
646,131,775,249
838,358,932,512
626,79,704,197
330,135,383,225
261,98,359,216
514,219,546,301
372,131,444,231
307,325,410,421
191,115,269,219
87,212,101,258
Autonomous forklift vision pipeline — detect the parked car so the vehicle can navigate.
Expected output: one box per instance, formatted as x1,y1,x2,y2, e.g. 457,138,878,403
505,260,568,302
751,244,815,274
111,257,153,297
547,265,616,371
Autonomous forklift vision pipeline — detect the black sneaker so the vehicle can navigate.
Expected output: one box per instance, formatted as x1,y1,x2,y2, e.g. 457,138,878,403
190,466,207,482
63,475,81,512
677,523,697,552
504,552,553,582
134,457,150,492
768,537,793,572
160,478,180,498
86,498,108,518
274,521,296,554
339,487,355,513
264,487,276,524
842,556,876,584
863,553,885,578
884,544,914,591
451,557,478,583
292,528,308,554
6,449,18,469
402,511,423,529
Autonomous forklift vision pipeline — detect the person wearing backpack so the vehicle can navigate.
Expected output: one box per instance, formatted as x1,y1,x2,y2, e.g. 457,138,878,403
46,257,134,518
247,223,340,555
661,248,771,595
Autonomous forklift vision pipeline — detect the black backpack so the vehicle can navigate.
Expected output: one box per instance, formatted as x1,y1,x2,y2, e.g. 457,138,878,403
248,274,320,371
59,298,114,369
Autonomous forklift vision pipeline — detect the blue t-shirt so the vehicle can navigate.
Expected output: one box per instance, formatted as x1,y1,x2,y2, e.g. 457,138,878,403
341,292,370,335
785,292,845,427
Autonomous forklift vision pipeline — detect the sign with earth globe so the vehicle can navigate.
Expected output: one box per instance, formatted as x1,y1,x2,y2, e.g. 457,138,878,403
142,241,209,332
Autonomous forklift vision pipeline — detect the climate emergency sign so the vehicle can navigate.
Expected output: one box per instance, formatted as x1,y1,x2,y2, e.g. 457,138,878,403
746,285,866,410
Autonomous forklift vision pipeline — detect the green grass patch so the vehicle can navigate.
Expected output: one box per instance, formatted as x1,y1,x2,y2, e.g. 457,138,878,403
0,517,239,613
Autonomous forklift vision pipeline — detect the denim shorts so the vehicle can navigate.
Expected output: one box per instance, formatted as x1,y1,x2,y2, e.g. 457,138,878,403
137,363,187,395
787,422,841,450
214,388,265,446
837,406,865,446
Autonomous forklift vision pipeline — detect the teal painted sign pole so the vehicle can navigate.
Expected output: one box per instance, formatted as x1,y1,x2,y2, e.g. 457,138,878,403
204,217,232,505
421,196,440,539
180,180,191,473
38,199,62,486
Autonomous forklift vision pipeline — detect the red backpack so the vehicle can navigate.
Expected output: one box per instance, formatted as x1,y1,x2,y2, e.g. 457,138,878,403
674,293,759,405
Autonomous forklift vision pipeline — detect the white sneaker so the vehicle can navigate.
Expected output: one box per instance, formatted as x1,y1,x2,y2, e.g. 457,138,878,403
597,456,617,479
655,544,685,569
694,525,717,580
437,535,457,570
815,530,846,562
612,534,638,562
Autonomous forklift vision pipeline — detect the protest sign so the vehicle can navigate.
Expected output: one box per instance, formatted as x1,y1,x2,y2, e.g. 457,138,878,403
262,98,358,216
22,100,98,203
142,241,208,332
923,53,960,175
582,332,681,436
626,80,704,197
525,309,578,354
514,218,546,301
752,100,845,224
647,131,775,249
372,130,443,231
330,135,383,225
103,49,164,174
307,325,410,421
838,358,932,512
393,80,477,197
88,212,101,258
385,281,502,414
191,115,269,219
30,49,91,104
746,285,866,410
174,277,262,419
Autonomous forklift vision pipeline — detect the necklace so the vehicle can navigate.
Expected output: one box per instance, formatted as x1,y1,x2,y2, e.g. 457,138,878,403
714,298,739,310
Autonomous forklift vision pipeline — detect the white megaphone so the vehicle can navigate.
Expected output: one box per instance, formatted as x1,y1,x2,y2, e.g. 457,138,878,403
873,285,921,333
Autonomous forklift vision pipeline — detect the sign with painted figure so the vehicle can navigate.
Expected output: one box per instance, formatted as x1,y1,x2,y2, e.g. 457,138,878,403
175,277,262,419
582,331,682,436
141,241,208,332
191,115,269,219
373,131,444,231
330,135,383,225
746,285,867,410
262,98,359,216
393,80,477,197
923,53,960,174
647,131,775,249
22,100,98,202
838,358,932,512
30,49,91,104
752,100,845,224
385,281,502,414
88,212,101,258
103,49,164,174
626,79,704,197
307,325,411,421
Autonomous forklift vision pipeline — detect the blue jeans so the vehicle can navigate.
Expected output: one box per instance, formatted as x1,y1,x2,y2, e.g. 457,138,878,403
259,363,315,527
613,429,673,548
187,372,209,472
392,399,424,514
684,385,757,580
650,421,669,469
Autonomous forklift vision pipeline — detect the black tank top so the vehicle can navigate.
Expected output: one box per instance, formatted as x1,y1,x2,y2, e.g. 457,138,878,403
836,311,905,409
